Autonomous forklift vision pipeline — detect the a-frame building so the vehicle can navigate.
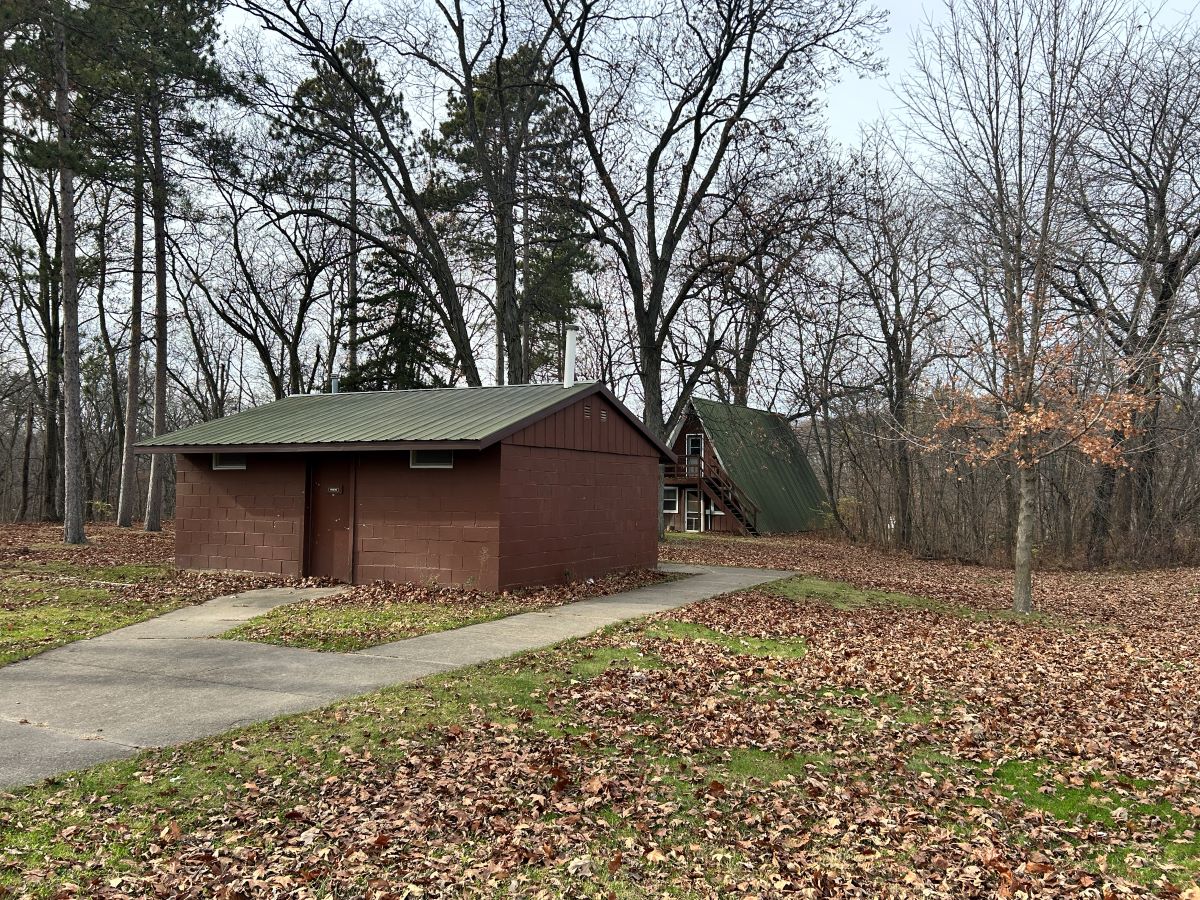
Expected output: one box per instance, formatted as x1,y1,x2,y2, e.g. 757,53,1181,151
662,398,826,535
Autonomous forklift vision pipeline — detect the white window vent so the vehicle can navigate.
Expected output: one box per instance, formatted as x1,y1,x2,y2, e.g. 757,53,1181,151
212,453,247,470
410,449,454,469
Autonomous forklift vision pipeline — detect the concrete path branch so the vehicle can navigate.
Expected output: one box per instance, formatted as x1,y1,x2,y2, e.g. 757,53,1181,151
0,564,789,789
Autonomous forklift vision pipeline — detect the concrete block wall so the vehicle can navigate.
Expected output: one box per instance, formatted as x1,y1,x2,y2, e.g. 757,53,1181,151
352,448,502,589
174,453,307,575
497,443,659,589
171,392,662,589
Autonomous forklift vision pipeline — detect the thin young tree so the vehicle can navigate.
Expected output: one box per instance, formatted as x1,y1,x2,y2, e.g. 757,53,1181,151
141,0,225,532
51,2,84,543
905,0,1130,612
115,107,144,527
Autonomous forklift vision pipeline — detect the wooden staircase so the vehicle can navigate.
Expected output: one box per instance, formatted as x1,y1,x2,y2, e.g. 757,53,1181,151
665,459,760,536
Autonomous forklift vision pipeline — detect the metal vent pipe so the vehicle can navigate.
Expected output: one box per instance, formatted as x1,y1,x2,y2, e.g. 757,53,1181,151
564,324,578,388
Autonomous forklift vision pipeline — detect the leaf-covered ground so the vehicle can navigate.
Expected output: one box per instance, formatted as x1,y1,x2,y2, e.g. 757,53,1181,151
4,539,1200,898
0,524,326,666
661,531,1200,626
221,570,675,651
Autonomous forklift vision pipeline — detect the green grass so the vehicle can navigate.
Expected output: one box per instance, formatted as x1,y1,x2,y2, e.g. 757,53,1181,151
221,575,681,652
569,646,666,679
0,578,184,666
0,561,173,583
903,751,1200,885
219,599,529,652
718,747,833,782
998,759,1200,884
990,759,1188,831
645,620,807,658
815,686,939,726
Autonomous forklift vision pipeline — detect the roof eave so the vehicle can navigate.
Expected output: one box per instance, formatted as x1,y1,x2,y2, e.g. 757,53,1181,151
134,381,676,462
134,439,487,455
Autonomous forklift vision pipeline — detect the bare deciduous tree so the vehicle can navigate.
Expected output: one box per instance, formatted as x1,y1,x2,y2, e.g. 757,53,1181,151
905,0,1124,612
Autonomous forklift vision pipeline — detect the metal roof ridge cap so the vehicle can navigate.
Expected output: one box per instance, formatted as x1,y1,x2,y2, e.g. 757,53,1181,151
279,381,592,398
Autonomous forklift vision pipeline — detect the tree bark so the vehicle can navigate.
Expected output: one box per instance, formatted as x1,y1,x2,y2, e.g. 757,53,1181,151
1086,460,1117,567
346,147,358,378
892,375,913,550
895,438,913,551
1012,459,1038,615
144,93,169,532
117,107,145,527
497,210,523,386
17,402,34,521
1131,374,1163,540
54,11,85,545
39,221,61,520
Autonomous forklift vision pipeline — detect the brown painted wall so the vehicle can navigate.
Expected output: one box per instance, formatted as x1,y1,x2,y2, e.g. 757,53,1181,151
174,391,662,589
496,444,659,588
506,392,659,457
498,394,660,589
353,448,501,590
175,453,307,575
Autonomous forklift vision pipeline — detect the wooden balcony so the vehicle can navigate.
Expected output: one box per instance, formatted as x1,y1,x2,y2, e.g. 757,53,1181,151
664,458,760,535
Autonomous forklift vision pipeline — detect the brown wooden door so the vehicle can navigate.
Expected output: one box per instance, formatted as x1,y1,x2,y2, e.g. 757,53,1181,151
306,457,355,582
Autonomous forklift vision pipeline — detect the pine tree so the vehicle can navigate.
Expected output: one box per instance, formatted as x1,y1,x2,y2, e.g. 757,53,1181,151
429,46,593,384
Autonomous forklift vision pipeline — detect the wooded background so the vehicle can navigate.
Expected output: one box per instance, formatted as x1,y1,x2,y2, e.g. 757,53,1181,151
2,0,1199,589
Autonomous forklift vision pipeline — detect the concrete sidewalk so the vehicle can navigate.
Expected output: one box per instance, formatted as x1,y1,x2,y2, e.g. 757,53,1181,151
0,563,790,789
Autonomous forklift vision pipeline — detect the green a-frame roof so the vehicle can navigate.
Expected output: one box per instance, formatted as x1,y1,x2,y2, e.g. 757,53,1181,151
688,397,827,534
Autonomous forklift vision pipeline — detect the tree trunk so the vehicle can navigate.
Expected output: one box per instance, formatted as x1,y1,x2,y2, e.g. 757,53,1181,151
144,93,169,533
896,438,913,551
1131,387,1162,546
39,232,61,521
1085,461,1117,568
639,338,667,440
1012,459,1038,614
117,107,145,527
17,402,33,521
893,384,913,551
54,13,85,545
347,149,358,378
496,205,523,385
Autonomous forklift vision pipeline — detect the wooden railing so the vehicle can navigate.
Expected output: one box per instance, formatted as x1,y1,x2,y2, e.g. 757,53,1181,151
664,458,760,533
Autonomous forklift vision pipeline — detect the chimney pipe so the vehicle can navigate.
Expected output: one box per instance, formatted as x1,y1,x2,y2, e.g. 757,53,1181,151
331,375,340,394
563,323,578,388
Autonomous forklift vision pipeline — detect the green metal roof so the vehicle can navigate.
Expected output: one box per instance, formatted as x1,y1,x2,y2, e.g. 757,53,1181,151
137,381,627,451
691,397,826,533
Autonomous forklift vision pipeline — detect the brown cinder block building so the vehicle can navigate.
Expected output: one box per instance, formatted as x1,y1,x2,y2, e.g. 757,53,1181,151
137,382,673,590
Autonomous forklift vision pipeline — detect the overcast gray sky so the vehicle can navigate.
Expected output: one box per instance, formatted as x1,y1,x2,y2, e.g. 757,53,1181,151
823,0,942,146
823,0,1200,146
